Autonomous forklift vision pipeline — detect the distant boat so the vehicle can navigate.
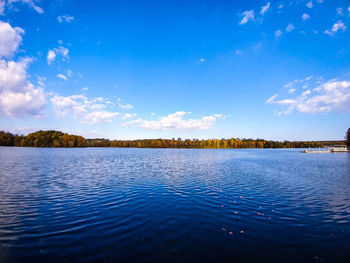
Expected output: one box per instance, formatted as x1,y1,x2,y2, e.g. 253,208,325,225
329,145,348,153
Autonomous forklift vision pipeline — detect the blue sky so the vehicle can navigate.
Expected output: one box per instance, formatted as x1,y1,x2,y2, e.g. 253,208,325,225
0,0,349,140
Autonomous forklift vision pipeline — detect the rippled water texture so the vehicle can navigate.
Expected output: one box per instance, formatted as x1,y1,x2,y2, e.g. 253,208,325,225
0,147,349,263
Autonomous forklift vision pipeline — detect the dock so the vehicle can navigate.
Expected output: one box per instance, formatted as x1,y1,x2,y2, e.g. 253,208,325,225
303,145,348,153
303,149,331,153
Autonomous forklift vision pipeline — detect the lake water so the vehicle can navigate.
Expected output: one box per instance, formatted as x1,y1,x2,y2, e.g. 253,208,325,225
0,147,349,263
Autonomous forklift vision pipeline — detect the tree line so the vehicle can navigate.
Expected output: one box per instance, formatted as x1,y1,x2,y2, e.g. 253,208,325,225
0,130,347,149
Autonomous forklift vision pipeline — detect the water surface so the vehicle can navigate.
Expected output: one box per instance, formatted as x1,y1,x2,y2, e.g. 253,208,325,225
0,147,349,262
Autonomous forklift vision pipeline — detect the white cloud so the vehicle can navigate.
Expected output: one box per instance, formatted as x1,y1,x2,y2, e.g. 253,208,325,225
239,10,254,25
123,111,224,131
51,94,121,124
0,0,5,15
278,4,283,9
0,58,46,117
119,104,133,109
0,21,24,58
84,111,119,125
324,20,347,36
302,89,311,96
197,57,205,63
276,99,296,105
275,29,282,37
305,75,313,81
55,46,69,58
267,79,350,114
283,76,313,90
57,15,74,23
288,88,296,94
235,50,243,55
56,74,67,81
51,95,88,118
47,50,56,65
260,2,270,15
265,93,278,104
302,13,310,21
121,113,137,120
67,69,72,77
286,23,295,32
0,21,45,117
117,98,133,109
47,46,69,65
306,1,313,8
317,0,323,3
8,0,43,14
336,8,343,16
37,76,46,87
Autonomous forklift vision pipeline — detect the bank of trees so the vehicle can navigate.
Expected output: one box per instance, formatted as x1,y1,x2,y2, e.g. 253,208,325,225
347,128,350,148
0,130,86,147
0,130,346,149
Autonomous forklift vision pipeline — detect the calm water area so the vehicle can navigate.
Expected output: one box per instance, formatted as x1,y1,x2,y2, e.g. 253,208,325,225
0,147,349,262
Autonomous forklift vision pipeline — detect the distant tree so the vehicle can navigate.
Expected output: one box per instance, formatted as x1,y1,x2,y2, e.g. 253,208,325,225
0,129,347,149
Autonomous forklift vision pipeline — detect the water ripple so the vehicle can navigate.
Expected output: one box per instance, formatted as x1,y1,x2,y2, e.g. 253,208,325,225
0,147,349,263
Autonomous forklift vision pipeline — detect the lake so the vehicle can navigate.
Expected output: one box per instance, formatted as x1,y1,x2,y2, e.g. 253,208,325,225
0,147,349,263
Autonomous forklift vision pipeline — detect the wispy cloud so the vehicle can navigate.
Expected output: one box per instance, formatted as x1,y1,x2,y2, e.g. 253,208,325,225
57,15,74,23
286,23,295,32
302,13,310,21
324,20,347,36
0,0,5,15
306,1,313,9
336,8,343,16
8,0,44,14
267,79,350,115
275,29,282,37
239,10,254,25
123,111,224,131
51,94,121,124
197,57,205,64
56,74,67,81
260,2,270,15
47,46,69,65
266,94,278,104
288,88,296,94
121,113,137,120
117,98,133,109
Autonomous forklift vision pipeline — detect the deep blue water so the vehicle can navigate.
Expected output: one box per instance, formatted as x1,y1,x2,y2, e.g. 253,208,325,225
0,147,349,263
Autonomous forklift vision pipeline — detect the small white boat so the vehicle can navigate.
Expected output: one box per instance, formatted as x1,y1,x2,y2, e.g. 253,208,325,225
329,145,348,152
